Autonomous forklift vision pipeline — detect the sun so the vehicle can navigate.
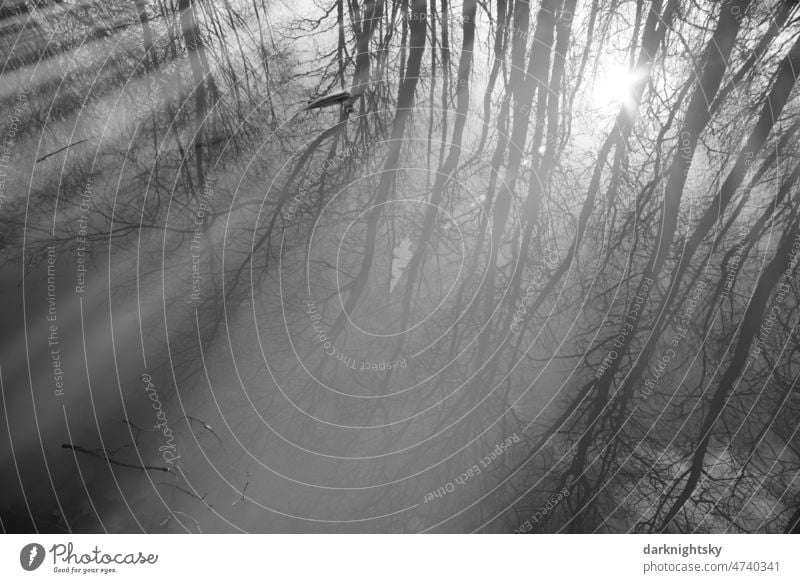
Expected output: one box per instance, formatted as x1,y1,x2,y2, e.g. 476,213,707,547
590,62,646,113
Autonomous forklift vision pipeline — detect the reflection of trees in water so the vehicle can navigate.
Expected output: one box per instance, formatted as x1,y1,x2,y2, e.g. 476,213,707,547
2,0,800,533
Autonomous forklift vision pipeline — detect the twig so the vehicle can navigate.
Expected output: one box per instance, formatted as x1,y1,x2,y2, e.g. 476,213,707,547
156,481,208,503
62,443,172,473
36,137,96,163
232,472,250,506
160,511,203,533
180,415,225,449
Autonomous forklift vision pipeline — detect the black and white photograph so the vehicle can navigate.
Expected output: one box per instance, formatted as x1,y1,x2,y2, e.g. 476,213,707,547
1,0,800,575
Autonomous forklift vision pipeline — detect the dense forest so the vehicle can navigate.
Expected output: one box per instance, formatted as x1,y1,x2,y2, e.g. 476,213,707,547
1,0,800,533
